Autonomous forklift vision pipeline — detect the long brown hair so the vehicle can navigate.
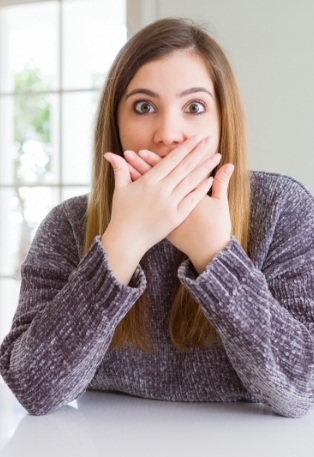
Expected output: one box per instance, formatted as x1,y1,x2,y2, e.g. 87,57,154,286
84,18,250,350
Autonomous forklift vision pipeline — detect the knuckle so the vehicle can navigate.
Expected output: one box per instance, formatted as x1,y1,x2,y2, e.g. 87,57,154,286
180,156,195,173
141,173,151,189
158,186,169,201
184,172,197,187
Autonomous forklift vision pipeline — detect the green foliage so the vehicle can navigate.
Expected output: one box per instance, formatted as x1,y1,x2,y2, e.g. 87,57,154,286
14,95,50,145
13,65,52,182
14,64,51,93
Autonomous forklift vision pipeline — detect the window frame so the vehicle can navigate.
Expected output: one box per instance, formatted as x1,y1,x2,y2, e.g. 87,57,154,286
0,0,156,344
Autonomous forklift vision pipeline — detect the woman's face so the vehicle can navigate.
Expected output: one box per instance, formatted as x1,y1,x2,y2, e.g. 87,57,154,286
118,50,220,158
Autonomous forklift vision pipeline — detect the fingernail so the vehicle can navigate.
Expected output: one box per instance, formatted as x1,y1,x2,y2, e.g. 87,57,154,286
138,149,148,158
124,150,134,158
224,164,234,175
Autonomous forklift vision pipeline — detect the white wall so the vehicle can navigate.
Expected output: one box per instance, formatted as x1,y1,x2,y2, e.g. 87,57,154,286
142,0,314,193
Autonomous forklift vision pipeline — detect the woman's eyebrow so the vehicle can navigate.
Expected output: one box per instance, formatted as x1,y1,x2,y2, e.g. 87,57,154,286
178,87,213,98
125,88,158,100
125,87,213,101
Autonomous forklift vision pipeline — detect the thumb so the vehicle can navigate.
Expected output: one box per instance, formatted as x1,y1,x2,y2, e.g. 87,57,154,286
104,153,132,188
211,164,234,200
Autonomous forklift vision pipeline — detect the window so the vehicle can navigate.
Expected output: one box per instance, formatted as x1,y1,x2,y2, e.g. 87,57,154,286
0,0,127,345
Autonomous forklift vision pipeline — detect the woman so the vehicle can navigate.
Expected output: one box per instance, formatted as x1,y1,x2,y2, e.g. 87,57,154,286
1,18,314,417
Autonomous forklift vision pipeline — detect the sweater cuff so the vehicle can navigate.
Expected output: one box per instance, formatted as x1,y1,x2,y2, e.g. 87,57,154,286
178,236,254,302
69,236,147,318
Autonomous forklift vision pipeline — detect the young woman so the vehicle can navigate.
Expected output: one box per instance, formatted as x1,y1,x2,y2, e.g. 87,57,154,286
1,18,313,418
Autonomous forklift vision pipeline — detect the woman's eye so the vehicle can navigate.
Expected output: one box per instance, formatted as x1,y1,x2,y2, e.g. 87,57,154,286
133,101,156,114
185,101,206,114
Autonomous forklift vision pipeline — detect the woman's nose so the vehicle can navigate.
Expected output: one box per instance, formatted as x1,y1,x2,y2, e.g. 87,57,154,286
153,112,187,147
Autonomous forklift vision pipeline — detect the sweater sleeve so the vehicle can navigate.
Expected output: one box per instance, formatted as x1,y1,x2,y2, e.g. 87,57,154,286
178,178,314,418
0,202,147,416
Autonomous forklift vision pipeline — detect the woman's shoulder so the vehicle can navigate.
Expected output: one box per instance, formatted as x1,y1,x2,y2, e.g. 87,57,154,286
42,194,88,228
28,194,89,260
249,171,314,254
250,170,314,210
55,194,88,222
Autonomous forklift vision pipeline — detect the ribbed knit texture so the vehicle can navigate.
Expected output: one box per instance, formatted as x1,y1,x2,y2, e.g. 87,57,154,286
1,171,314,417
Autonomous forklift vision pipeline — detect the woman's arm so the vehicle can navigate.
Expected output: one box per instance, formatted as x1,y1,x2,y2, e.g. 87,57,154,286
126,149,314,416
0,136,219,415
179,176,314,418
0,200,146,416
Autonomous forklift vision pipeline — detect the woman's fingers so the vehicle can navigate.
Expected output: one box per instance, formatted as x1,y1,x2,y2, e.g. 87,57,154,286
124,150,152,175
127,163,142,181
124,137,216,190
138,149,161,167
123,136,219,204
124,149,162,180
104,153,131,188
173,153,221,200
211,164,234,201
148,135,204,182
178,177,213,216
161,136,216,186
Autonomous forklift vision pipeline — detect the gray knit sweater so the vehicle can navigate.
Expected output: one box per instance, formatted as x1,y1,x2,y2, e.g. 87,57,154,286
1,171,314,417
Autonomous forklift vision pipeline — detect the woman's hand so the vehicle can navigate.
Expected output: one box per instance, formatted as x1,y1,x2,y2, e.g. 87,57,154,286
101,136,220,284
124,145,234,274
169,164,233,273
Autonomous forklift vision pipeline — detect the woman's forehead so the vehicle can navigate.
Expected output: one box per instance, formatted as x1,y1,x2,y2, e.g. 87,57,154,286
126,51,214,93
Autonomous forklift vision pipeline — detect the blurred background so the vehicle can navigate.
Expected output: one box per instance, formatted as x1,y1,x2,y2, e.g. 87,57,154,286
0,0,313,349
0,0,128,351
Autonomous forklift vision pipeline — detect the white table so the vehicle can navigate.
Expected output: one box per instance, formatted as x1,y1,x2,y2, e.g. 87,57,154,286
1,382,314,457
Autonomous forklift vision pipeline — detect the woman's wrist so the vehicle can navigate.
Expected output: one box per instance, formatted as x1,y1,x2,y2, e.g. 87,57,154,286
101,226,146,285
187,237,231,274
